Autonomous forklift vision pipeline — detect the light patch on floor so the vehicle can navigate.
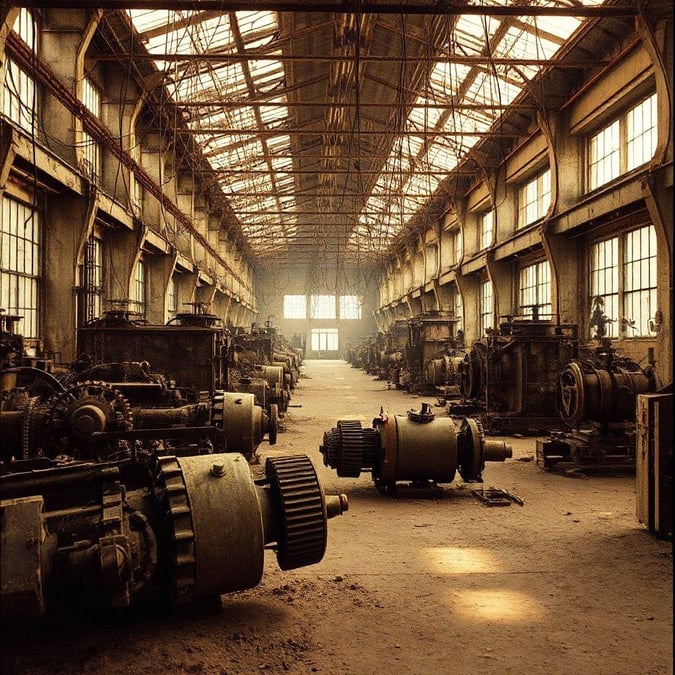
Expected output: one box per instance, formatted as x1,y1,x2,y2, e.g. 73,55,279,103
453,589,545,623
424,546,502,574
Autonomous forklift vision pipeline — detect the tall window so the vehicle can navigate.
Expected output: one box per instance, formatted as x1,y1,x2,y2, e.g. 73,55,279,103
480,279,494,336
518,168,551,228
311,328,338,351
453,229,463,265
339,295,361,320
283,294,306,319
588,94,657,191
82,235,103,324
479,209,494,250
589,225,657,338
130,258,146,317
81,78,101,182
519,261,552,319
167,275,178,316
453,284,464,334
0,195,41,338
310,294,336,319
2,9,37,132
589,237,619,338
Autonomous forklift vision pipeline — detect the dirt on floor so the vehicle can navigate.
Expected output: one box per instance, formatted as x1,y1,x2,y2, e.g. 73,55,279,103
2,360,672,675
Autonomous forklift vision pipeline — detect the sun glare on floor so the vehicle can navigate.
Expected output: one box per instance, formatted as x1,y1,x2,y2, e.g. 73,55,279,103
424,547,502,574
454,589,545,623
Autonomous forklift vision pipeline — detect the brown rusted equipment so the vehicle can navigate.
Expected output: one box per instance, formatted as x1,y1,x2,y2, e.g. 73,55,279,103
0,452,347,619
320,403,511,494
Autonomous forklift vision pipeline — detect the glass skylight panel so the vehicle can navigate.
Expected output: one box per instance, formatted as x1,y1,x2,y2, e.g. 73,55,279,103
453,14,500,54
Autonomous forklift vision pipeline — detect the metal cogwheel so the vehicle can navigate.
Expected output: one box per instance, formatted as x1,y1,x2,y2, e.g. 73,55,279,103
320,427,339,467
154,455,196,603
210,391,225,429
265,455,327,571
48,381,133,442
21,396,41,459
336,420,364,478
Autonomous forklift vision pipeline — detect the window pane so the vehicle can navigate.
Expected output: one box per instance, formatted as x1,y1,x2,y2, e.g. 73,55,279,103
310,294,336,319
519,260,552,319
623,225,657,336
518,169,550,228
627,94,657,171
0,195,41,338
284,294,306,319
479,209,494,250
339,295,361,320
480,279,493,336
589,237,618,338
311,328,338,351
589,120,620,190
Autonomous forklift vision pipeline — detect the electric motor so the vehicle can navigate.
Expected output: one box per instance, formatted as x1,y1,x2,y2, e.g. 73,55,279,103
320,404,511,493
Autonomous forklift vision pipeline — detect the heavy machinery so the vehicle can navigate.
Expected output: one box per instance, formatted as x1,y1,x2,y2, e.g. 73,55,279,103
454,316,579,434
398,314,463,394
319,403,511,495
537,339,660,469
1,360,277,462
1,451,348,619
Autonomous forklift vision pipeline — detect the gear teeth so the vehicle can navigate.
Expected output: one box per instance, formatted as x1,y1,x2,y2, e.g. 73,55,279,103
266,455,327,571
337,420,365,477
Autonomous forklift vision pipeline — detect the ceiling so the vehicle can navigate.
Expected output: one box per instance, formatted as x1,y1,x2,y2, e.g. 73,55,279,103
20,1,640,271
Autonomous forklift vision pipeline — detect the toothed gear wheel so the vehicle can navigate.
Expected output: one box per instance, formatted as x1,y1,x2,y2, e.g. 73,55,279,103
210,391,225,428
154,455,196,602
48,381,133,445
320,427,339,467
21,396,42,459
265,455,327,570
336,420,365,478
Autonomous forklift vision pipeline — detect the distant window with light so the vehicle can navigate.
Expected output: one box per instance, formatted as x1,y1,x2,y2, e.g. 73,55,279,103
589,225,659,340
81,78,101,182
283,294,306,319
2,9,37,132
167,275,178,316
339,295,361,320
311,328,338,351
0,195,41,338
519,261,552,320
479,209,494,250
480,279,494,336
518,168,551,228
588,94,657,191
453,285,464,333
453,229,463,265
130,258,146,317
310,294,336,319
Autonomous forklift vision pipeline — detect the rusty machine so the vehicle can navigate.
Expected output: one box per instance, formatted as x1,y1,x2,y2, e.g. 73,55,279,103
536,338,660,469
1,315,349,619
320,403,511,495
454,316,579,434
1,451,348,619
77,306,284,455
377,320,408,384
396,313,464,394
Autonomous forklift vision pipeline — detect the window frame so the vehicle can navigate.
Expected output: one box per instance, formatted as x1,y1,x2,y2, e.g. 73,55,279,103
517,168,551,229
587,93,658,192
283,294,307,320
310,294,336,320
0,194,41,339
310,328,339,352
518,260,552,320
588,224,657,339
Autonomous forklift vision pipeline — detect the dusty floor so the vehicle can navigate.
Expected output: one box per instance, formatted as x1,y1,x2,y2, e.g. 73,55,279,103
2,359,672,675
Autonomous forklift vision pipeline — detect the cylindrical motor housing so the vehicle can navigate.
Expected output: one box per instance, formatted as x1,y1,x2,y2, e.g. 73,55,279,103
320,405,511,492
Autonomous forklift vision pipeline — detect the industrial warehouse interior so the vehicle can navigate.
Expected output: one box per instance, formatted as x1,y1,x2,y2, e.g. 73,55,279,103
0,0,672,673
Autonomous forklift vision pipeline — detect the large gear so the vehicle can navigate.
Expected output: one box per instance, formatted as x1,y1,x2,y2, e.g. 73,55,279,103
48,381,133,452
265,455,327,570
153,455,197,603
336,420,366,477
